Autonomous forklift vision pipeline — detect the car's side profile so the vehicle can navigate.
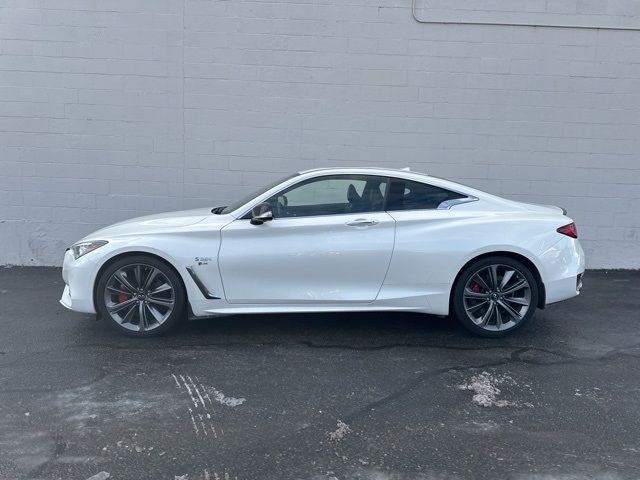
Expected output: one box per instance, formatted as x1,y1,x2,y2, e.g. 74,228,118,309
60,167,585,337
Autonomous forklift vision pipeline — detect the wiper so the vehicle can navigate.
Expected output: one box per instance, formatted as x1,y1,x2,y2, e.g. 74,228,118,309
211,206,227,214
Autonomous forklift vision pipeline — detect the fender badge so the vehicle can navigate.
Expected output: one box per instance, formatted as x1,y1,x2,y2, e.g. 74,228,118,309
195,256,212,265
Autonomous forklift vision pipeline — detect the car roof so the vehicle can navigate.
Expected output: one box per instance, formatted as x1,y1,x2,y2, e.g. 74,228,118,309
299,166,416,175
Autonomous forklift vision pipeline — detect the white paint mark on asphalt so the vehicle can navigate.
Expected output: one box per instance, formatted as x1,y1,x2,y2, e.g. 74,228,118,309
86,472,110,480
458,371,529,408
198,412,208,436
458,371,511,407
179,375,201,409
195,376,215,406
175,475,189,480
328,420,352,441
187,407,200,435
172,373,245,437
187,375,208,408
206,387,246,407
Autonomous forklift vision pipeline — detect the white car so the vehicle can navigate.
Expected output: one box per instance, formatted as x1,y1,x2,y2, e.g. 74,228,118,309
60,167,585,338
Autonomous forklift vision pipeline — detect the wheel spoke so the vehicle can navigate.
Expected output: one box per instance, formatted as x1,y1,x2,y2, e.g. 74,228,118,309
466,300,489,313
503,296,529,306
143,268,159,291
138,301,148,331
108,297,137,313
480,302,495,326
472,273,491,292
464,288,489,299
499,270,515,290
120,303,137,324
107,285,130,296
502,279,527,295
146,304,165,323
495,304,503,329
134,265,143,289
147,297,174,308
487,265,499,290
497,299,523,321
114,272,137,293
150,282,172,295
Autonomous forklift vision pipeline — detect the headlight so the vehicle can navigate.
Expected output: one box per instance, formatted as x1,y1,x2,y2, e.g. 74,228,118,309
71,240,108,260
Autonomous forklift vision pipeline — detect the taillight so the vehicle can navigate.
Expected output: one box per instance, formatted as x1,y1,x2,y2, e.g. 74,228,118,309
557,223,578,239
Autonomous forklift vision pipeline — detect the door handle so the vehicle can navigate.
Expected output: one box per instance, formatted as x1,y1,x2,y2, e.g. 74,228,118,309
346,218,379,227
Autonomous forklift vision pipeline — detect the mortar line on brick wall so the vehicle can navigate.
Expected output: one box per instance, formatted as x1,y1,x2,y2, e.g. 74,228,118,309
412,0,640,31
181,0,187,210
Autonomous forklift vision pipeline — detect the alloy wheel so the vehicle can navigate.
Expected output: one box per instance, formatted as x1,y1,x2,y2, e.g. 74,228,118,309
462,264,532,332
103,263,175,332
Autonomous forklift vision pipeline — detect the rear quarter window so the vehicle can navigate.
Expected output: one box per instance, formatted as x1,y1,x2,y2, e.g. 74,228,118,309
386,178,466,211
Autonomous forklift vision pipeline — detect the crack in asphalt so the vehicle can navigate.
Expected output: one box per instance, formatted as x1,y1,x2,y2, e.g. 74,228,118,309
1,342,639,395
0,339,579,362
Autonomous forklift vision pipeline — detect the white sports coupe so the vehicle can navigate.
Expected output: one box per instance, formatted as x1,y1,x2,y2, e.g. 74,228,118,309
60,167,585,338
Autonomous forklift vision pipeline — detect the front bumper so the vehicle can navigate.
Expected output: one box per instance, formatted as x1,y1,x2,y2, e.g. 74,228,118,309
59,249,98,314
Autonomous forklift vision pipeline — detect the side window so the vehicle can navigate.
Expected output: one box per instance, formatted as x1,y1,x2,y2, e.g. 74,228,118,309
386,178,465,211
285,178,366,207
266,175,388,218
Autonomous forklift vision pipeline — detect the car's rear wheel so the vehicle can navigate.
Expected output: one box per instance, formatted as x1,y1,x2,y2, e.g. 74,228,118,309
96,255,186,337
452,256,539,337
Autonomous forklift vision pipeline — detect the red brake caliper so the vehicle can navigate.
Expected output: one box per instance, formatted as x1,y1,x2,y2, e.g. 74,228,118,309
470,282,482,293
117,283,129,303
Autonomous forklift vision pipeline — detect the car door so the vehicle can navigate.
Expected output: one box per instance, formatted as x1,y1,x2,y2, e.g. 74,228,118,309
218,174,395,304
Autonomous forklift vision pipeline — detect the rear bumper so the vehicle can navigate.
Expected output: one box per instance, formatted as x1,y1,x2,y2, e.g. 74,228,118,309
542,237,586,306
60,249,98,314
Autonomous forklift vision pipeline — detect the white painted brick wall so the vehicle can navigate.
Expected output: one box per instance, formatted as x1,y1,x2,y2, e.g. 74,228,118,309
1,0,639,268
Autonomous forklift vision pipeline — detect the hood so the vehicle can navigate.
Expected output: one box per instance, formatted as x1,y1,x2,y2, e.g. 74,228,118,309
83,207,221,239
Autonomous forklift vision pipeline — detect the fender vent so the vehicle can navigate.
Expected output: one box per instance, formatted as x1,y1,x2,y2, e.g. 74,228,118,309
186,266,220,300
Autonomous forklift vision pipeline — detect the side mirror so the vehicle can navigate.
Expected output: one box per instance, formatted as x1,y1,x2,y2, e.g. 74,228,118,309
250,203,273,225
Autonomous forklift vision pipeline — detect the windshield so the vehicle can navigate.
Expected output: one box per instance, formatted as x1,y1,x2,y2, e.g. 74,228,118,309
218,173,299,214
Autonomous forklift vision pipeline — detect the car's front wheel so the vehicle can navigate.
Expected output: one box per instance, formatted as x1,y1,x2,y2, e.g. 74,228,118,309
95,255,186,337
452,256,539,337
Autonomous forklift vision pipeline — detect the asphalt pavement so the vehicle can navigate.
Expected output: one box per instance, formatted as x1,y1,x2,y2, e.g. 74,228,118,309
0,267,639,480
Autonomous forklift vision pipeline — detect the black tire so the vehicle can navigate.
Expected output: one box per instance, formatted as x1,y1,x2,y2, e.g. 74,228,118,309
452,256,539,338
95,255,186,337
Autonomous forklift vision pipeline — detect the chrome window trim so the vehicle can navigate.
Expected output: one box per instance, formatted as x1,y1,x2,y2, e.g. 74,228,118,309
437,196,479,210
236,172,481,219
